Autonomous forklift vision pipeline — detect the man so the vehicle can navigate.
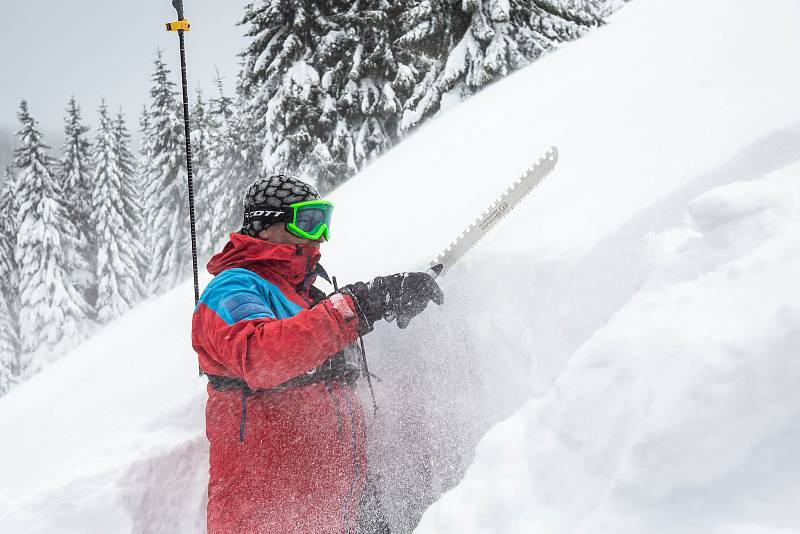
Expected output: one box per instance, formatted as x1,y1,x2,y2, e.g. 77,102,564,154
192,174,444,533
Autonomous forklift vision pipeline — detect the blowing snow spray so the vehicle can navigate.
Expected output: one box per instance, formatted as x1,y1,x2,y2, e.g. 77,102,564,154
165,0,201,306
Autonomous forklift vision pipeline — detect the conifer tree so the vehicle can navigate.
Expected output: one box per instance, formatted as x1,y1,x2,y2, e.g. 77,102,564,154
59,97,94,223
313,1,415,190
58,96,95,302
0,166,18,310
0,292,19,395
191,87,215,257
192,88,211,180
13,101,89,374
238,1,415,192
138,105,155,189
0,167,19,394
203,75,258,254
400,0,612,129
141,50,190,289
91,103,146,322
114,110,149,281
237,0,622,187
198,79,224,257
238,1,327,184
138,106,155,255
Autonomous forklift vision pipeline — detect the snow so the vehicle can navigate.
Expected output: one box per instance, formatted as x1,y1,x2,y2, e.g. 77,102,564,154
414,164,800,533
287,59,321,89
2,0,800,532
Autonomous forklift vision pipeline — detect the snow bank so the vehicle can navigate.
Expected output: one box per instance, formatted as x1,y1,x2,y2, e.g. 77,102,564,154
414,163,800,534
0,280,208,533
1,0,799,532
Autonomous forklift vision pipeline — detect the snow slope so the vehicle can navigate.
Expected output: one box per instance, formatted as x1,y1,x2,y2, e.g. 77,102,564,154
1,0,800,532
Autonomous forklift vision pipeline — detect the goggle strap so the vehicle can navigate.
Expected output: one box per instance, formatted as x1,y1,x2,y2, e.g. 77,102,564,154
244,207,292,225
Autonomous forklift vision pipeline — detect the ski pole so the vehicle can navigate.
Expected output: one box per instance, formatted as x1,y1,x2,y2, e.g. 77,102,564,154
167,1,203,377
166,0,200,306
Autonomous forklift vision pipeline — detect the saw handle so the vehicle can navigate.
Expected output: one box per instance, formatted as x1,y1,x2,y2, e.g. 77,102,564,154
427,263,444,280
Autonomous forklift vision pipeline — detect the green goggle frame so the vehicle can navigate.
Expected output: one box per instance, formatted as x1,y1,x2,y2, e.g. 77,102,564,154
285,200,333,241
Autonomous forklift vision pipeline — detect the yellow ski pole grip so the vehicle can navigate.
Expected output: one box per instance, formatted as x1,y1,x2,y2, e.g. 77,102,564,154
166,20,190,32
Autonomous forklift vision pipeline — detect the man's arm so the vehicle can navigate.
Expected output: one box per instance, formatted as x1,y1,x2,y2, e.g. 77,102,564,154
193,275,360,390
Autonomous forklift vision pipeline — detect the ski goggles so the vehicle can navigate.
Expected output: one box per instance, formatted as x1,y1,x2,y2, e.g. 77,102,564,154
244,200,334,241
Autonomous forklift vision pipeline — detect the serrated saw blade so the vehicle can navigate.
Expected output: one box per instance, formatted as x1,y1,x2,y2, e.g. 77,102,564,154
430,146,558,277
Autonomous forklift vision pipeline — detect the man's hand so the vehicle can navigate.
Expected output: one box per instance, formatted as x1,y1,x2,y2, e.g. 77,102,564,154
341,272,444,332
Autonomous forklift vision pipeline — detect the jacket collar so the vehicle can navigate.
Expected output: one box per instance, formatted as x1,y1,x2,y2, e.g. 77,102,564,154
207,233,323,298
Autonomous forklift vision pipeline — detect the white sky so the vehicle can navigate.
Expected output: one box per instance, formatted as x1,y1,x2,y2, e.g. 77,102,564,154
0,0,248,146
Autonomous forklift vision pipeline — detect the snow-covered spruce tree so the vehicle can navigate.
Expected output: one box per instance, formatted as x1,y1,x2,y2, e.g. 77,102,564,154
191,88,211,178
203,74,259,254
190,87,215,258
141,50,190,289
0,168,20,394
0,292,19,395
191,88,210,218
237,1,622,188
58,96,95,301
314,2,420,190
114,110,149,283
138,105,155,254
59,97,93,227
138,105,154,186
399,0,617,130
238,1,418,192
238,1,331,187
13,101,89,375
90,103,146,322
197,78,224,256
395,0,471,129
0,165,18,313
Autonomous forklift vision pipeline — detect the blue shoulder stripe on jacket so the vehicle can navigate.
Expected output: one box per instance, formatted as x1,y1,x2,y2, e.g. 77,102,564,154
221,293,272,323
197,268,304,325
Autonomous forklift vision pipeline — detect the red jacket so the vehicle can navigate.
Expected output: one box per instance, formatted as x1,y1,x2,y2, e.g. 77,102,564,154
192,234,367,533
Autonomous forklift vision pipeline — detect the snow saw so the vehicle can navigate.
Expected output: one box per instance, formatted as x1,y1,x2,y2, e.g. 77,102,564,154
428,146,559,279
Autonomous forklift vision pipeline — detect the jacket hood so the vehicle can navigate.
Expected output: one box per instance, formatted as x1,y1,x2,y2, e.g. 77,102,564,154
207,233,322,289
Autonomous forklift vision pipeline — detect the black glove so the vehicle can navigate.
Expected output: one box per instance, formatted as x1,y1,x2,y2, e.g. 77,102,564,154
341,272,444,332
